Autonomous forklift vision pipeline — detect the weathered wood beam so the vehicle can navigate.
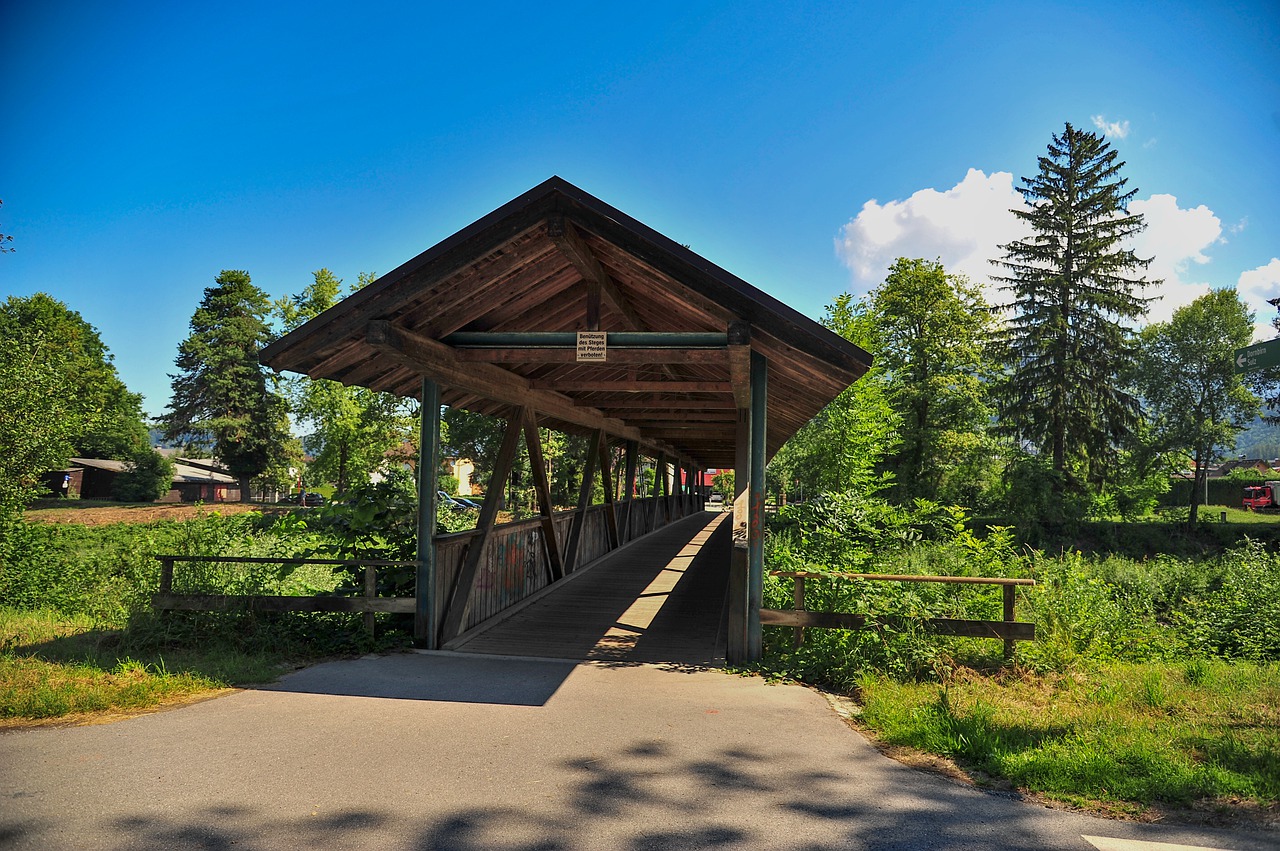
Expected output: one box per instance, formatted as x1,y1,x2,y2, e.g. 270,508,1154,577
598,432,620,551
441,412,524,642
530,380,732,393
415,378,440,649
455,348,728,365
563,429,602,573
647,452,665,534
444,331,729,348
368,320,643,443
758,609,1036,641
747,350,767,661
727,320,752,410
548,216,646,331
522,408,564,582
581,397,737,410
622,440,638,543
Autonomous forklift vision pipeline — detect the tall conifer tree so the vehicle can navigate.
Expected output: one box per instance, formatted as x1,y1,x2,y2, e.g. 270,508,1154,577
993,122,1156,488
164,270,291,501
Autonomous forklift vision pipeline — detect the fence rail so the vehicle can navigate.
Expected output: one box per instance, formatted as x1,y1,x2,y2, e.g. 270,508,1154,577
152,494,700,640
762,571,1037,662
154,556,419,636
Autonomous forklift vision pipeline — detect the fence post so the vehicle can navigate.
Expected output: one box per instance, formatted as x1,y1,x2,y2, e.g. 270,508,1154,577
793,575,806,649
1003,584,1016,664
159,557,174,596
364,565,377,638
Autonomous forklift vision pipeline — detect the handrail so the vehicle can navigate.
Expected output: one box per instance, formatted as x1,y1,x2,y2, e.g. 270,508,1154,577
765,570,1036,662
771,570,1034,586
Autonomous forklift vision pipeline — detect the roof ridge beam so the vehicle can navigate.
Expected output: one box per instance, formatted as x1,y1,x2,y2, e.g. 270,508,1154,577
548,216,645,331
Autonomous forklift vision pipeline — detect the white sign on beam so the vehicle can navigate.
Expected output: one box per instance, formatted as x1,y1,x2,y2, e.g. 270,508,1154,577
576,331,607,362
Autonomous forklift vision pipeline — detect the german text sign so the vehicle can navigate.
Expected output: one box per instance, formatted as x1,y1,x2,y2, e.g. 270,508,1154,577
1235,339,1280,373
576,331,607,362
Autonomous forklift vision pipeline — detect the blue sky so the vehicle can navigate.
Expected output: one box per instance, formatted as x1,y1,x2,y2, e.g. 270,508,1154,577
3,1,1277,417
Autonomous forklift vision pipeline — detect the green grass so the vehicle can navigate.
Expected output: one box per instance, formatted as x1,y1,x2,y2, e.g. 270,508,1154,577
0,609,239,722
855,661,1280,814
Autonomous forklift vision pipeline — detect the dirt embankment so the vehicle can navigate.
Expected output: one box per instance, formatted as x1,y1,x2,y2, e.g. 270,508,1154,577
24,501,289,526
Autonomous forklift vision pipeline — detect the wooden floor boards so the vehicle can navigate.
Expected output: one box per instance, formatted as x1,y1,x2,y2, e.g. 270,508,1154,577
450,511,730,665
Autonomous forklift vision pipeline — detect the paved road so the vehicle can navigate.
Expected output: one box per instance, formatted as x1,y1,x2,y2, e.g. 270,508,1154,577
1,652,1272,850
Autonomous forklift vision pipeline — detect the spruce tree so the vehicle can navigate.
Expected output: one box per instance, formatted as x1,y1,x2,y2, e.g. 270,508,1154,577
164,270,291,501
993,122,1156,489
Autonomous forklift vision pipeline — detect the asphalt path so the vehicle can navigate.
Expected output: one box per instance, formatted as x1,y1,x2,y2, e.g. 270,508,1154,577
1,652,1272,850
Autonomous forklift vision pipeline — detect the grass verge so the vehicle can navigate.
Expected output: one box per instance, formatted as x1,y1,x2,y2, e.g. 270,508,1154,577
0,608,307,726
852,661,1280,823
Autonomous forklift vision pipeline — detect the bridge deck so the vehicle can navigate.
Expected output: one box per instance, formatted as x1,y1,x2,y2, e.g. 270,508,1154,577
448,511,730,665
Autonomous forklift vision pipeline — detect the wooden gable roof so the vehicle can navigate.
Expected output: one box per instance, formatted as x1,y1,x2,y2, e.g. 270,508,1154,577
260,177,871,469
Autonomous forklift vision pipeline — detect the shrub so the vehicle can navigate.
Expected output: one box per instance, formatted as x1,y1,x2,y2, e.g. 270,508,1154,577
111,450,175,502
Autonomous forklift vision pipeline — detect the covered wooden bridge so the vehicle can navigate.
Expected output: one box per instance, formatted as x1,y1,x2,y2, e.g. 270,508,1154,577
260,178,871,663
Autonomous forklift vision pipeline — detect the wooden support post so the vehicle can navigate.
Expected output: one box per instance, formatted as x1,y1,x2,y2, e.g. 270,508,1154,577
664,460,674,523
158,557,174,595
441,412,523,642
622,440,638,543
522,409,564,582
414,378,440,649
564,429,602,573
1003,584,1017,664
364,565,377,638
599,432,620,550
793,575,806,649
647,452,665,534
727,405,751,665
748,349,767,661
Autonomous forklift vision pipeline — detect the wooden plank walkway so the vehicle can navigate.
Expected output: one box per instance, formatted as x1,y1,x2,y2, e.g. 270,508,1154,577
448,511,730,665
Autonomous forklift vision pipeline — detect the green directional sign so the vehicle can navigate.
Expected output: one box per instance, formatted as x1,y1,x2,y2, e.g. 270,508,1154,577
1234,339,1280,373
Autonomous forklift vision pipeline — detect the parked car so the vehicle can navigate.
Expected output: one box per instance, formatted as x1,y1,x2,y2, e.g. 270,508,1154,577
437,490,477,511
279,492,325,506
708,493,724,504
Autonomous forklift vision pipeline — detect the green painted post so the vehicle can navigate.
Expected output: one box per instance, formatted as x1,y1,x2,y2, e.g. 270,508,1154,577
748,350,767,661
415,378,441,649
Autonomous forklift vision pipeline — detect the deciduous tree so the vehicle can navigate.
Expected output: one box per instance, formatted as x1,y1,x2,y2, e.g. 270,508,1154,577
868,258,994,503
277,270,416,493
992,122,1156,492
1135,289,1259,526
769,293,901,499
0,293,149,459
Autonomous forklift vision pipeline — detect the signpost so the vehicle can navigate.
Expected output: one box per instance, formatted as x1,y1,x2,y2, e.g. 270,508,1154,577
1234,339,1280,373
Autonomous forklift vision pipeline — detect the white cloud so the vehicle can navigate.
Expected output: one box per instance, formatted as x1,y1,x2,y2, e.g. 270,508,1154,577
835,173,1248,328
834,168,1029,303
1091,114,1131,139
1236,258,1280,341
1129,194,1222,323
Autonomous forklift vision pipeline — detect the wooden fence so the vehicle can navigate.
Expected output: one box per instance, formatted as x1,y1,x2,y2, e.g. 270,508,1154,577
154,556,419,636
152,493,698,639
761,571,1036,662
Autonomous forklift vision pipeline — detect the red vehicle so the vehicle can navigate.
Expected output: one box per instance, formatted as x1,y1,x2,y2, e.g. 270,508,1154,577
1242,481,1280,510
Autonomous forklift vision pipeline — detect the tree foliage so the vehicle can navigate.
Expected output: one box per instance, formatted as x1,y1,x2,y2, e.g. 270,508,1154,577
163,270,292,501
768,293,901,500
0,329,79,518
111,449,176,503
992,122,1156,490
867,258,994,503
1134,289,1259,525
0,293,149,459
277,270,415,494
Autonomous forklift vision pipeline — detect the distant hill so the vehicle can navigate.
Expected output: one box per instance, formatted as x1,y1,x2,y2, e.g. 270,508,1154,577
1232,415,1280,461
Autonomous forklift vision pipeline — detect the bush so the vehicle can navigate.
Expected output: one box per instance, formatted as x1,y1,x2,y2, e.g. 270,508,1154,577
110,450,174,502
